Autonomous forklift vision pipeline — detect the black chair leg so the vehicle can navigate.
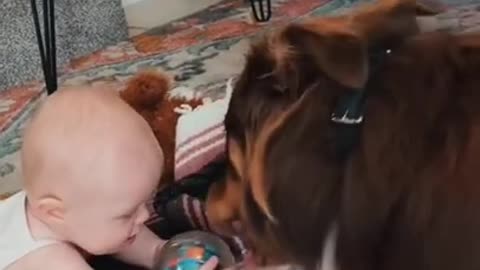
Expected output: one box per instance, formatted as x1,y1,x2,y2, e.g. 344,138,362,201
249,0,272,22
31,0,57,95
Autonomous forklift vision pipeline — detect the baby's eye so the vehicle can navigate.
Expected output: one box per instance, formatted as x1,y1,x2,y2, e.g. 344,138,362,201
117,210,137,221
123,213,134,219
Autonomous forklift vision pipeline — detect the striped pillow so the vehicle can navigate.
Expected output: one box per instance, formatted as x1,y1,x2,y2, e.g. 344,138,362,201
174,78,234,180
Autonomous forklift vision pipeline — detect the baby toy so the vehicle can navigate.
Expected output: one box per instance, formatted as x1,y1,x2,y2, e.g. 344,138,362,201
154,231,235,270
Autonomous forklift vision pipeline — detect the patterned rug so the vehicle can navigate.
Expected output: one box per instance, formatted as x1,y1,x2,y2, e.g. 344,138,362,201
1,0,480,199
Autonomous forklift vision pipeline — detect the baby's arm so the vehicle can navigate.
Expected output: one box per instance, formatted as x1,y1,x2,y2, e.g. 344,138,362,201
50,245,95,270
10,243,94,270
114,225,167,269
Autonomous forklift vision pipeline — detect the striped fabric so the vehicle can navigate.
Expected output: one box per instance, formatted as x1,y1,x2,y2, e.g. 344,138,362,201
174,78,234,181
147,167,248,262
146,78,248,262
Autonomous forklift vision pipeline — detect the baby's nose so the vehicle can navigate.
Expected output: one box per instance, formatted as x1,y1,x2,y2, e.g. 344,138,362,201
136,204,150,225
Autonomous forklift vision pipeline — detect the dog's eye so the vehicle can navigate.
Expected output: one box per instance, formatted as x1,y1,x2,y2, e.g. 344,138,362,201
257,72,273,80
273,84,287,93
256,72,288,93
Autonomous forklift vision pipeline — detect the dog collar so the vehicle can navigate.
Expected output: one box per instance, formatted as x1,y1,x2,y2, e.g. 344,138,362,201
330,48,392,158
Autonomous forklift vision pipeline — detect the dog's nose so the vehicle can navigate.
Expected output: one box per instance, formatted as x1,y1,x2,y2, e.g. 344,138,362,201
209,218,245,238
206,181,239,220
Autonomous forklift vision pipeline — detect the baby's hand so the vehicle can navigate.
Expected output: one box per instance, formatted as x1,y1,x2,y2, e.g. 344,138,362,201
114,226,166,269
200,256,219,270
153,246,220,270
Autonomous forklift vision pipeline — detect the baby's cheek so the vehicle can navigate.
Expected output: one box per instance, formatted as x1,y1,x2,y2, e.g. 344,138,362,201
136,204,150,225
111,221,133,241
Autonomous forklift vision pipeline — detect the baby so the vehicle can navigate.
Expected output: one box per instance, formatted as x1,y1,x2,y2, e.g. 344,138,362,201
0,85,166,270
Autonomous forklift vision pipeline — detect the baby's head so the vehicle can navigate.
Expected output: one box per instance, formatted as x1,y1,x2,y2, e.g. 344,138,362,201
21,84,164,255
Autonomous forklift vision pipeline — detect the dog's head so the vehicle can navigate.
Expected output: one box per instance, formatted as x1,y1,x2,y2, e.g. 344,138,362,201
206,0,442,266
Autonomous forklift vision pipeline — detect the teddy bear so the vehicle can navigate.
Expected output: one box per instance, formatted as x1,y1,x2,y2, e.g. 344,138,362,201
120,70,203,187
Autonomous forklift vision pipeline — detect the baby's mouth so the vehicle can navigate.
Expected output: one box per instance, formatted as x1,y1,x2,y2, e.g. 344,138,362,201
125,234,137,244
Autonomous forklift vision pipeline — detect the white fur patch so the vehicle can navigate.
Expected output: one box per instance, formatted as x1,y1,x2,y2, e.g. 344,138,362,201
168,86,199,101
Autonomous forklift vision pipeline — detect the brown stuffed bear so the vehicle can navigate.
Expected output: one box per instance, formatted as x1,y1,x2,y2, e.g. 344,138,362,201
120,71,203,186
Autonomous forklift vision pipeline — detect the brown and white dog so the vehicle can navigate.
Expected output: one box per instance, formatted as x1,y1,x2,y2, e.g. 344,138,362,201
206,0,480,269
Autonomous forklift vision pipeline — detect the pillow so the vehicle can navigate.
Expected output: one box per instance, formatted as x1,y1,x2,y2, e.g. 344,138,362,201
174,78,234,181
145,78,233,227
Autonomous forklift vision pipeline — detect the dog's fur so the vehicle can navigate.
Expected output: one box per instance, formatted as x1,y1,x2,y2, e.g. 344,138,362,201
206,0,480,269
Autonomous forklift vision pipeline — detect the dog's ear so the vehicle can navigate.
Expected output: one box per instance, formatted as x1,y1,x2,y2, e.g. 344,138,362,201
415,0,447,15
350,0,445,44
283,24,368,89
358,0,445,18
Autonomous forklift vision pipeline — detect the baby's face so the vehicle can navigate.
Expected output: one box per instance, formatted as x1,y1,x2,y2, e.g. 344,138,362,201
61,151,162,255
21,84,165,255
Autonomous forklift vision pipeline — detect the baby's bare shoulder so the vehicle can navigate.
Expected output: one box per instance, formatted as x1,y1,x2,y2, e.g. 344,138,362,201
6,243,93,270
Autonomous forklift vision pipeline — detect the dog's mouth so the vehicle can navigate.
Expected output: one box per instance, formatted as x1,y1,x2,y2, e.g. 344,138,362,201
207,218,281,266
205,172,284,265
207,215,246,242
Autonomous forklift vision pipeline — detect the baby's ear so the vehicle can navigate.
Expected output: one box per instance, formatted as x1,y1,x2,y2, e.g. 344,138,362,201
34,196,66,226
